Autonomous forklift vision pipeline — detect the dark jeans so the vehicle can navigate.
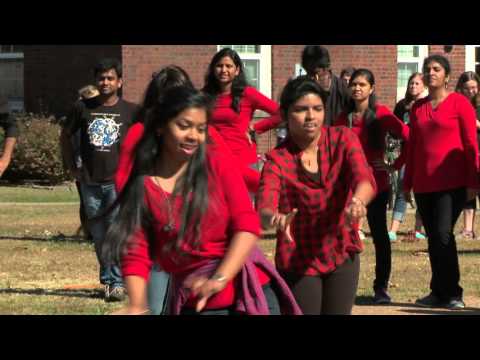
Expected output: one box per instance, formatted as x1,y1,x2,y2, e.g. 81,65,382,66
180,283,281,315
414,187,465,301
281,254,360,315
75,181,92,240
366,191,391,291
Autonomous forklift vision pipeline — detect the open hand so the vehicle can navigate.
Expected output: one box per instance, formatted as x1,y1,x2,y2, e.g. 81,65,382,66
271,208,298,243
184,275,227,313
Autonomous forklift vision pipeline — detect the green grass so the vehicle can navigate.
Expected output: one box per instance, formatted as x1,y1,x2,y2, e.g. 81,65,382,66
0,183,80,203
1,186,480,314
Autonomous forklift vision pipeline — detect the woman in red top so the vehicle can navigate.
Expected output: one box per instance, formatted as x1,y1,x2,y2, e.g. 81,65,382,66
404,55,479,310
104,86,299,315
202,48,282,194
336,69,409,305
257,76,376,315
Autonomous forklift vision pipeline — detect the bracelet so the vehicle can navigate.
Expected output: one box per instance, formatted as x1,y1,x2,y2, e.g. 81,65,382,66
210,273,227,283
351,197,366,207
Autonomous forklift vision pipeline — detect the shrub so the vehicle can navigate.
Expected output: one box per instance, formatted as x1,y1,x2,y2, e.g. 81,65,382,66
2,113,70,185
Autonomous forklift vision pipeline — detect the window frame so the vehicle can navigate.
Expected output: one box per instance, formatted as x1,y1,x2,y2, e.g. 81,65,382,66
396,45,428,102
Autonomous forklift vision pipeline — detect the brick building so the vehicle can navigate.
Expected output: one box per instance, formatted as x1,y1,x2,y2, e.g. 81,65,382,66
23,45,479,154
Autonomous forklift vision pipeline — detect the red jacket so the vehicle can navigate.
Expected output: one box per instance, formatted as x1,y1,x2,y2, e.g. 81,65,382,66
336,104,409,194
403,93,479,193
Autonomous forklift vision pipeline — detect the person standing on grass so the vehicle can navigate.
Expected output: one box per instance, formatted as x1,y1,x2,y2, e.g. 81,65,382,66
60,58,139,302
202,47,282,195
455,71,480,240
0,95,17,178
103,86,301,315
301,45,349,127
257,76,376,315
335,69,410,305
404,55,479,310
388,72,428,243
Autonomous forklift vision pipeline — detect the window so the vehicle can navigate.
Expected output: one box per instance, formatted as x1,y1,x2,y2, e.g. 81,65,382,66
0,45,24,112
218,45,272,97
396,45,428,102
465,45,480,74
0,44,24,59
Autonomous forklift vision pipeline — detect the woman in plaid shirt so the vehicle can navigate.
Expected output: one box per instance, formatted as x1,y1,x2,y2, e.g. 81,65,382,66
256,76,376,315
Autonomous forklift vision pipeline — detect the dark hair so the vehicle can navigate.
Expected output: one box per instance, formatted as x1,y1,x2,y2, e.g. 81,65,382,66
203,48,248,113
136,65,194,124
93,58,122,79
346,68,383,150
404,72,426,103
103,86,212,264
340,66,356,79
422,54,451,77
455,71,480,95
280,75,328,120
301,45,331,74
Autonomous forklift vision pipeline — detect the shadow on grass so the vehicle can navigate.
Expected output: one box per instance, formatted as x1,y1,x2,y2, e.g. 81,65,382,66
0,287,103,299
0,235,90,243
355,296,480,315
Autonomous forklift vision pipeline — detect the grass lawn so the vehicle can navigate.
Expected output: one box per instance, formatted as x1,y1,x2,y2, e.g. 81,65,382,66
1,185,480,315
0,183,79,203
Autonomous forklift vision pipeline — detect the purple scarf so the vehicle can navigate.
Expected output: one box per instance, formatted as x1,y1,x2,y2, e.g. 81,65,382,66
169,246,302,315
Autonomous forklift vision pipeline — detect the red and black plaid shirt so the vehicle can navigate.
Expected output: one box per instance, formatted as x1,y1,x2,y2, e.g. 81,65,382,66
256,126,376,276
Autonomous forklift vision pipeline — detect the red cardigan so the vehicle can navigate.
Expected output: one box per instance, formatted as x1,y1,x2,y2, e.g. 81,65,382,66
121,151,268,309
403,93,479,193
335,104,409,194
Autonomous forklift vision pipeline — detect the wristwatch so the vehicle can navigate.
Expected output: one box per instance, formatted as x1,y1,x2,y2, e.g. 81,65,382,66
210,274,227,283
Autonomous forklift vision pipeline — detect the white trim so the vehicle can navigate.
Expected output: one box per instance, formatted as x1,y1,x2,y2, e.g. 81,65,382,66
465,45,479,72
396,45,429,102
0,53,23,59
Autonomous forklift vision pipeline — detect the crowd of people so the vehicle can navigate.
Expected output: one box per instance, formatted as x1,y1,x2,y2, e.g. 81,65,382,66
33,45,479,315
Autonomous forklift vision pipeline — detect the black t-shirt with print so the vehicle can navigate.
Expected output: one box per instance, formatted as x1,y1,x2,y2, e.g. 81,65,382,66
67,98,138,184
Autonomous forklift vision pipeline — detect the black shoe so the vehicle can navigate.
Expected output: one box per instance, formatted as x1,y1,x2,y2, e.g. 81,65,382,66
444,298,465,310
373,288,392,305
415,293,443,308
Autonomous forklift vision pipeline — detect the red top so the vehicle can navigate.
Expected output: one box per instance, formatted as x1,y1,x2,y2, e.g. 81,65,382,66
121,151,269,309
210,86,281,166
404,92,479,193
115,122,232,193
335,104,410,194
256,126,377,276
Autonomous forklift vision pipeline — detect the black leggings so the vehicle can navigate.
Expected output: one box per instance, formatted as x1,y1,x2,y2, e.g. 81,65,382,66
366,191,391,291
281,254,360,315
415,187,466,301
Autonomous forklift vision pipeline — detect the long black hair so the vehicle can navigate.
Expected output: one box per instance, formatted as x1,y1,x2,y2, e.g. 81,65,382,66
135,65,194,124
102,86,212,264
346,68,383,150
202,47,248,113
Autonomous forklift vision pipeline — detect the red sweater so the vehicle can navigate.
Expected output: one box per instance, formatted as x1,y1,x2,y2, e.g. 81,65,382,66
115,122,232,193
404,93,479,193
121,151,269,309
210,86,281,167
335,104,409,194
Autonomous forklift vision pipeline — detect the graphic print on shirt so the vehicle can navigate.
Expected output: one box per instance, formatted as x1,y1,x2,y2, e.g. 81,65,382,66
87,113,122,152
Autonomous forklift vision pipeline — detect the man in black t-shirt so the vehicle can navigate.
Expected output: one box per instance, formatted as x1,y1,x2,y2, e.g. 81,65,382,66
61,58,138,302
0,95,17,178
301,45,350,126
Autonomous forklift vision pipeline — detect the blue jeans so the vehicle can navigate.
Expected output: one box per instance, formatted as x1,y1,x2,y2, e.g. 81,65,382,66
147,264,170,315
392,166,407,222
80,182,123,288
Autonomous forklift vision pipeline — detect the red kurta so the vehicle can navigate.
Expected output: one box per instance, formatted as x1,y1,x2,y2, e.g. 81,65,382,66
335,104,409,194
210,86,281,192
121,151,268,309
256,126,376,276
403,93,479,193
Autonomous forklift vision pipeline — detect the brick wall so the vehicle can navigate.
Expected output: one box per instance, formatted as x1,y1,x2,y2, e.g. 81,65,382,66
428,45,466,91
121,45,217,105
24,45,121,117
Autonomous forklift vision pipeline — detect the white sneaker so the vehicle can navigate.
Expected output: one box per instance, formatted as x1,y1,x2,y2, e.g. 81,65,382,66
358,230,366,240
